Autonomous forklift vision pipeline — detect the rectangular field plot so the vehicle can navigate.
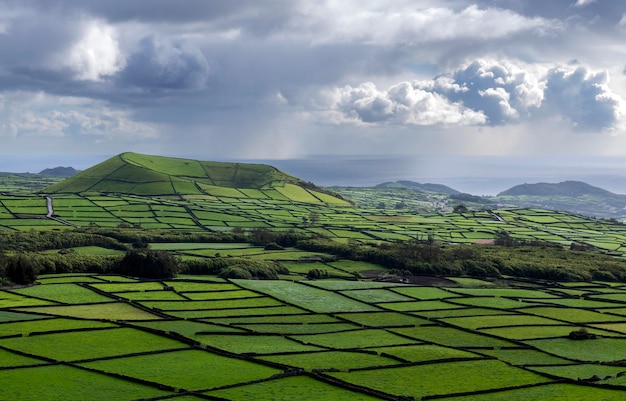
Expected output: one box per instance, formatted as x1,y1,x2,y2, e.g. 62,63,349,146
209,313,340,325
479,348,573,365
234,280,380,313
336,311,429,327
0,310,48,322
339,289,415,303
442,383,626,401
0,317,114,337
305,280,401,290
233,322,360,335
0,348,49,368
0,364,172,401
195,333,323,354
523,337,626,363
88,281,166,292
528,363,626,381
0,291,55,308
139,297,284,311
0,327,188,361
440,314,563,330
13,302,163,320
521,306,626,323
206,375,384,401
181,289,264,301
259,350,399,371
79,348,281,391
131,320,246,337
328,359,552,400
111,290,188,301
378,300,464,312
371,344,482,363
446,287,558,299
391,325,516,348
12,283,114,304
391,286,458,300
168,305,308,319
292,328,415,349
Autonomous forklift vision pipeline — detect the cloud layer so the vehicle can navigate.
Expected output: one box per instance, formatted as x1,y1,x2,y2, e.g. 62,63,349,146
314,59,626,132
0,0,624,161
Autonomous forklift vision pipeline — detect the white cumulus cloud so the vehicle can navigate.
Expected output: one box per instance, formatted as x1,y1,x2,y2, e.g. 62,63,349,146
64,19,125,81
312,81,487,126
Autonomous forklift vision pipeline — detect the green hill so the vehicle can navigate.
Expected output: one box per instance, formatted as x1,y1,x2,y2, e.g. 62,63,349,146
42,153,347,205
498,181,615,197
376,180,460,195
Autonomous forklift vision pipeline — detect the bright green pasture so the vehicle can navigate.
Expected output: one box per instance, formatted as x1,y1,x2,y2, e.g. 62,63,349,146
131,319,246,337
392,286,458,299
528,363,626,381
167,304,307,318
12,283,114,304
521,306,625,323
0,318,113,337
233,322,359,335
328,359,551,400
0,292,55,308
442,383,626,401
336,311,429,327
234,280,380,313
378,299,464,312
195,333,322,354
340,289,415,303
209,313,340,325
0,327,188,361
13,302,163,320
206,375,384,401
0,310,47,322
524,337,626,362
292,328,413,349
392,325,515,348
440,313,562,330
0,364,172,401
479,348,572,365
140,297,283,311
372,343,481,363
0,348,49,368
259,351,400,371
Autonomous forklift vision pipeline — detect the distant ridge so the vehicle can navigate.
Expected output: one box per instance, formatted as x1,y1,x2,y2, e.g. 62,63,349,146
498,180,615,197
376,180,460,195
39,166,79,177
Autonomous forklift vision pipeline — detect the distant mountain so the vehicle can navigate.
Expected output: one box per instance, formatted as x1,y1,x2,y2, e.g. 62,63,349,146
498,180,615,197
39,166,80,177
496,180,626,219
376,180,460,195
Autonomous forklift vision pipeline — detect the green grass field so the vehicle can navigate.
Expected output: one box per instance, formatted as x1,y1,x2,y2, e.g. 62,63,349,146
1,274,626,399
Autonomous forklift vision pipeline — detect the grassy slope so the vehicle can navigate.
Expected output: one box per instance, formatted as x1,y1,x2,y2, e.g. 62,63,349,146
42,152,312,196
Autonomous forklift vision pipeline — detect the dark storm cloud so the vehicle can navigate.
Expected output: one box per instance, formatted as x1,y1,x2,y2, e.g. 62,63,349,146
542,65,623,131
117,37,211,91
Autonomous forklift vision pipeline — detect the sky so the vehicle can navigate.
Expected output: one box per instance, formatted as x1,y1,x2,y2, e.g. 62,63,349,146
1,1,626,193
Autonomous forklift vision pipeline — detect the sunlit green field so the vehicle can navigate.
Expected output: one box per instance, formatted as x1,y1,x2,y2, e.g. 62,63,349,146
2,273,626,400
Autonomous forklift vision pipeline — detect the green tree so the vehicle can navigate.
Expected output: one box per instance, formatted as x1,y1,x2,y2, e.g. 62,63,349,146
117,250,179,279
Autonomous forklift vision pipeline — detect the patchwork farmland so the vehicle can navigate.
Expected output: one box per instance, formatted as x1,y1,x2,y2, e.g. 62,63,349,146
2,275,626,399
3,152,626,399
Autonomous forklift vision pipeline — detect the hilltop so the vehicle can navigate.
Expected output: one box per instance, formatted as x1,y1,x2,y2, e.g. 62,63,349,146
42,152,344,201
495,180,626,219
498,180,616,197
375,180,461,195
38,166,80,177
